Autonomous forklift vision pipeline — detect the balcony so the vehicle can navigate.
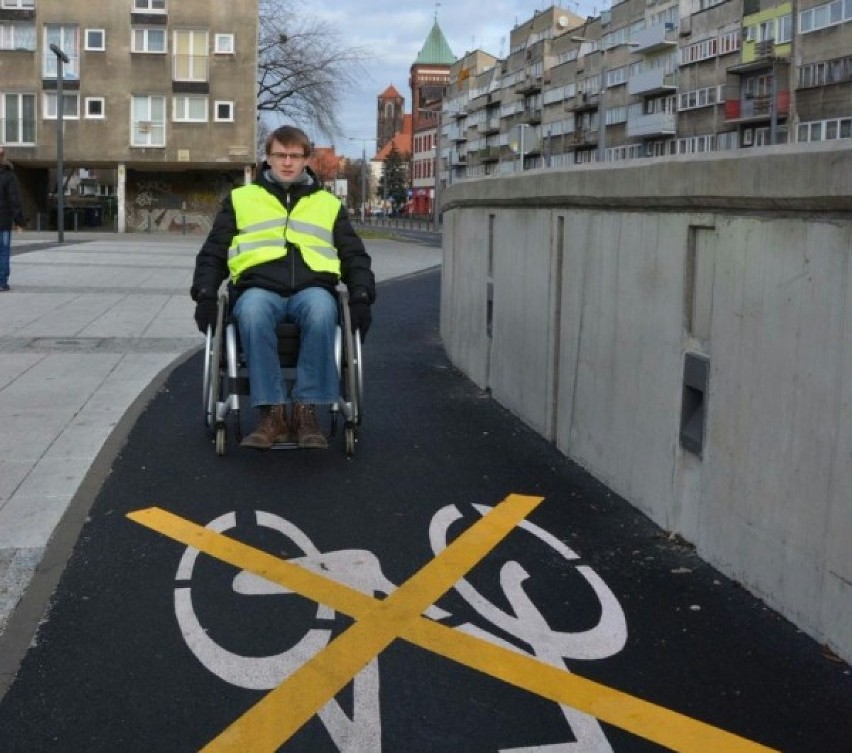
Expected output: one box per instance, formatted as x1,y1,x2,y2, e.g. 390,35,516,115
628,69,677,96
724,90,790,121
630,23,677,54
754,40,775,60
477,118,500,135
515,76,543,95
626,111,677,138
479,146,500,162
451,153,468,166
728,54,790,75
484,92,501,108
571,129,598,147
572,92,600,111
520,106,542,125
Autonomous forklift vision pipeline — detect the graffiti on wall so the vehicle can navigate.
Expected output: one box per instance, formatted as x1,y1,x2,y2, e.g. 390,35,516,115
126,171,240,233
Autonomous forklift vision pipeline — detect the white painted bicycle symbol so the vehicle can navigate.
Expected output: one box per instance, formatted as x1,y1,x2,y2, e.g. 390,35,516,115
174,504,628,752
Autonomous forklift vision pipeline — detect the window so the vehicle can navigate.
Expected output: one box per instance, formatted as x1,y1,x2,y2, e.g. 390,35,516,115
605,105,627,125
799,0,852,33
133,0,166,11
173,94,207,122
214,33,234,54
43,25,79,79
214,101,233,121
85,97,105,118
718,30,741,55
173,29,208,81
132,27,166,53
1,0,35,7
43,91,79,119
800,61,826,87
1,92,36,144
798,117,852,142
0,22,36,50
681,36,719,65
607,66,629,87
717,131,738,150
678,85,721,111
777,15,793,43
85,29,105,51
131,94,165,146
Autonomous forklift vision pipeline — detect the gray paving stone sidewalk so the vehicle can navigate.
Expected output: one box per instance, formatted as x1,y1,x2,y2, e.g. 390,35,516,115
0,230,441,636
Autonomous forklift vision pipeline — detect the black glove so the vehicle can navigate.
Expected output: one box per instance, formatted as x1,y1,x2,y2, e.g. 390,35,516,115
194,298,218,334
348,301,372,339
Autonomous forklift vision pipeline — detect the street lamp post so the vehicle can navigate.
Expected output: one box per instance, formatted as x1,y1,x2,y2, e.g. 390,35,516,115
50,43,69,242
359,142,367,223
433,106,443,230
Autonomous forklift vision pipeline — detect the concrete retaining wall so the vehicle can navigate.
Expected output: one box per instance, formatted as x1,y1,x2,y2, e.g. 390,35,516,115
440,141,852,662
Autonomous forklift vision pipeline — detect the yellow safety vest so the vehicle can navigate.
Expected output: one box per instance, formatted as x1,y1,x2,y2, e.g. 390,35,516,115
227,184,342,283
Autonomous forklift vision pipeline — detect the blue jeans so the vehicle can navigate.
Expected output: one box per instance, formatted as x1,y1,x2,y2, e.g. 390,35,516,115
233,286,340,407
0,229,10,286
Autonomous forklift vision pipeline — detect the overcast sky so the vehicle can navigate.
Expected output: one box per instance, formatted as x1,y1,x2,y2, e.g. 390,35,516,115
301,1,599,158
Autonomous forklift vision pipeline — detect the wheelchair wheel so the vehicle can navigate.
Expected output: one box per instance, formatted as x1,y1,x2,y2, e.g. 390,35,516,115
204,298,226,432
339,300,360,458
202,329,212,426
353,329,364,425
215,424,226,456
339,300,360,425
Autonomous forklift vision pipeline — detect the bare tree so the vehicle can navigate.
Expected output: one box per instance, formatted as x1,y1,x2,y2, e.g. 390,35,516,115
258,0,371,140
256,118,272,160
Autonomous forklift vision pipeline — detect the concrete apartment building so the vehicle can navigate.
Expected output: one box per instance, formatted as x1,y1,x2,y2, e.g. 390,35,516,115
441,0,852,183
0,0,258,233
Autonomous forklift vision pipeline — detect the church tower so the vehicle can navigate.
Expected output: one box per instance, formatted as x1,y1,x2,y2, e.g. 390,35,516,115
409,18,456,132
376,85,405,153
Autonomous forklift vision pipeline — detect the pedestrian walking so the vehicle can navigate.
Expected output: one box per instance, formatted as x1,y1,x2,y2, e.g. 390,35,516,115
0,145,25,292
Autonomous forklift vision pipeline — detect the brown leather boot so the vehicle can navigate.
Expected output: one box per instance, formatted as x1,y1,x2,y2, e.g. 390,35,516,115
241,404,287,449
292,402,327,449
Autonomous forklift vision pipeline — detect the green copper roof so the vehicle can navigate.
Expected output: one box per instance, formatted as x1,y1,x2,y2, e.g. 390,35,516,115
415,21,456,65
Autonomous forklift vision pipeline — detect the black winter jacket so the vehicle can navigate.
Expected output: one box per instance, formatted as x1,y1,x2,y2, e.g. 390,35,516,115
0,161,25,231
191,166,375,305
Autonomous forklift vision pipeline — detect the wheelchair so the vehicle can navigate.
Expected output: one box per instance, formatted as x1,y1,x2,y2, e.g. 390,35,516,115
201,287,364,457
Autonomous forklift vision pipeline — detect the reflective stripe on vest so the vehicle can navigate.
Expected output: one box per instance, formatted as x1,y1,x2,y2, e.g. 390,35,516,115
227,184,341,282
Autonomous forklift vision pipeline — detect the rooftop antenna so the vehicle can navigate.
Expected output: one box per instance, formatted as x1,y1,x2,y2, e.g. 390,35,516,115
434,1,441,21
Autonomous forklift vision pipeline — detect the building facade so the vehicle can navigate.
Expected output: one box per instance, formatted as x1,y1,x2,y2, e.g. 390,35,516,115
0,0,258,232
440,0,852,183
409,18,456,217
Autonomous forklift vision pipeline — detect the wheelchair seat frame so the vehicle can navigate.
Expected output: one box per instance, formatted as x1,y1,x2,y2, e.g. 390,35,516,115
202,287,363,456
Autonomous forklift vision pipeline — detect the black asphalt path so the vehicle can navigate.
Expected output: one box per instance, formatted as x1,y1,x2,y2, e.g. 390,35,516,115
0,268,850,752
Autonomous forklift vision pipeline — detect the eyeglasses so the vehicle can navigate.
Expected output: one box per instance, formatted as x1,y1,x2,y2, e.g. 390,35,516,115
269,151,307,161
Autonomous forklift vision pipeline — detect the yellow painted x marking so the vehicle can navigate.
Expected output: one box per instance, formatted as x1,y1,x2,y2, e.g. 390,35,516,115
128,494,777,753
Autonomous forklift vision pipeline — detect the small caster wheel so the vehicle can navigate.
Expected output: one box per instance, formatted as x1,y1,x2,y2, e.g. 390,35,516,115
215,425,226,456
344,425,356,457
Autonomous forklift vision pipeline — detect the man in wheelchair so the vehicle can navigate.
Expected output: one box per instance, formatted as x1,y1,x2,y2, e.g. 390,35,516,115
191,125,375,450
